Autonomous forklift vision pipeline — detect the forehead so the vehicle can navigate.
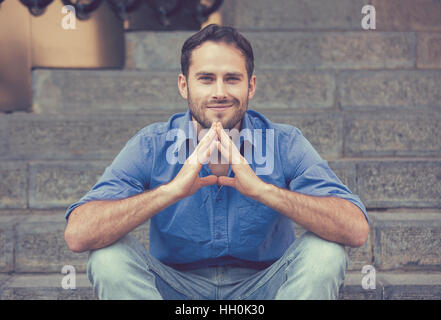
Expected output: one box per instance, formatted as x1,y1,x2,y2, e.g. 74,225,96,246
188,41,247,75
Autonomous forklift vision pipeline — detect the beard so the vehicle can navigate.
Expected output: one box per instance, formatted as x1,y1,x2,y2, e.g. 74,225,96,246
187,90,249,130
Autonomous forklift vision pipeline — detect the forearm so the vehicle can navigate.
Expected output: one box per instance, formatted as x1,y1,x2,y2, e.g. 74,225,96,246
255,183,369,247
65,183,180,252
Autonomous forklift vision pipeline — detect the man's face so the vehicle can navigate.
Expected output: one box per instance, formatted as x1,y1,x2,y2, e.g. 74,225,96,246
178,41,256,131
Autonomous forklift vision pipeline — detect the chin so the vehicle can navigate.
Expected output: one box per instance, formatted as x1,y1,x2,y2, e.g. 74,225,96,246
193,107,245,130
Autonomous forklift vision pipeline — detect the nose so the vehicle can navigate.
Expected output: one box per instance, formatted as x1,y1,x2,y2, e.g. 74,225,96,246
212,79,227,100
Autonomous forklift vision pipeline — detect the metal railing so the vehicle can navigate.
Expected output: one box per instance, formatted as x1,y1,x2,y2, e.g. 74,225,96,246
13,0,223,25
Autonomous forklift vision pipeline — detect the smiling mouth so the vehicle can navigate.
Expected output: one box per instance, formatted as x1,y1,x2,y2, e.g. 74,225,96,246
207,104,233,111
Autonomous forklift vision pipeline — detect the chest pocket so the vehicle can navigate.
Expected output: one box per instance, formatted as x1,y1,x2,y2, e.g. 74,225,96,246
157,199,212,245
236,201,279,248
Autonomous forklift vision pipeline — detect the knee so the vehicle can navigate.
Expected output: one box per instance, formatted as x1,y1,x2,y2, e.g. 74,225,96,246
87,235,143,284
276,233,348,299
290,232,348,282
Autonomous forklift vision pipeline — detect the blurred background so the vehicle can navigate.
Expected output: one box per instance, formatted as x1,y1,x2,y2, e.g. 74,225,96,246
0,0,440,300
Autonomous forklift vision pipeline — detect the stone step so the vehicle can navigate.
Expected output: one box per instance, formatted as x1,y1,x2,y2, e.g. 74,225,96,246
32,68,441,115
293,211,441,274
0,273,94,300
353,160,441,209
0,211,440,275
33,69,338,113
222,0,441,33
0,112,171,161
341,271,441,300
32,69,186,114
1,271,441,300
2,110,440,162
1,156,440,210
124,4,441,68
126,28,440,71
0,212,149,274
338,70,441,111
369,212,441,271
370,0,441,32
271,110,441,158
221,0,368,31
125,30,416,71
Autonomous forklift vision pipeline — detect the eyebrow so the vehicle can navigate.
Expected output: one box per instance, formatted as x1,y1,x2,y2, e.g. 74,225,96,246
194,72,244,78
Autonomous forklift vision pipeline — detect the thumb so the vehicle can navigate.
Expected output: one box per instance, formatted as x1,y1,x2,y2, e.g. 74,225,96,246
199,175,218,187
217,176,236,188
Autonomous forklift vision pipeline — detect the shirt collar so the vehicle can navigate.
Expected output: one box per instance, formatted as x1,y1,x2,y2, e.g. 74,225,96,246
239,110,254,146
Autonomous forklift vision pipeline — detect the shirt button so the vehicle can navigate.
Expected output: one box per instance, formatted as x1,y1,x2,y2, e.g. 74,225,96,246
215,197,221,203
216,233,222,239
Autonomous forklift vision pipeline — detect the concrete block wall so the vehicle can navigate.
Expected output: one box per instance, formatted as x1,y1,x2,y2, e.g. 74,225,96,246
1,0,441,299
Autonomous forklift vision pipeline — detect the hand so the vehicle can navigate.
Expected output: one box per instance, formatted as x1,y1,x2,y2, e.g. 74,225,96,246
214,122,267,199
169,122,219,199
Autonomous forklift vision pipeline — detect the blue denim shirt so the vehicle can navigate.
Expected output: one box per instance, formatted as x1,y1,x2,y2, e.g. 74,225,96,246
65,109,368,270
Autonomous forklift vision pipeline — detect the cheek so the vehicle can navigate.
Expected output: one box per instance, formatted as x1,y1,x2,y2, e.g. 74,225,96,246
229,85,249,99
189,88,211,103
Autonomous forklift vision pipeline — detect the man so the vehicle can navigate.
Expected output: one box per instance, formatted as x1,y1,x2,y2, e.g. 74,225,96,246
64,24,369,300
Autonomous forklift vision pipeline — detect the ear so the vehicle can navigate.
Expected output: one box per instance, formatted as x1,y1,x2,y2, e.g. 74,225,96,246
178,73,188,100
248,74,257,100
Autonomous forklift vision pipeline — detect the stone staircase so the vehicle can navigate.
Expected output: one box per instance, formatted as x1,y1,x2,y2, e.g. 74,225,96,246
1,0,441,300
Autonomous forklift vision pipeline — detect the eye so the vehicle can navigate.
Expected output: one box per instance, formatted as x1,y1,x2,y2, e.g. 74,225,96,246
226,77,240,82
199,76,213,82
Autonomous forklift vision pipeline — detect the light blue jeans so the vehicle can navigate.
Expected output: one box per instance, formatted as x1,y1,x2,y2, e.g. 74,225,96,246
87,231,348,300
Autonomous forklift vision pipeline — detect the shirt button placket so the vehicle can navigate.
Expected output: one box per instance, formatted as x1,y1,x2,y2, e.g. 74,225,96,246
213,187,227,255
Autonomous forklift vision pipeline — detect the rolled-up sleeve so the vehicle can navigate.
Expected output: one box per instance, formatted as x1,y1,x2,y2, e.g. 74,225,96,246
65,133,152,220
284,128,369,224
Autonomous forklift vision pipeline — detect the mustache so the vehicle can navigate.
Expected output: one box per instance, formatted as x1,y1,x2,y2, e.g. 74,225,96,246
204,98,239,106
